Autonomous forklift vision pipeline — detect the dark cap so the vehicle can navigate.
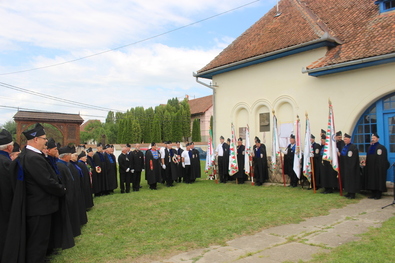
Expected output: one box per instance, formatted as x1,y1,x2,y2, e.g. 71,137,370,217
238,137,243,142
46,138,56,149
0,129,12,145
256,138,261,143
311,134,315,139
151,142,156,147
321,134,326,140
227,138,231,142
321,129,326,134
58,146,73,155
336,131,342,136
22,123,45,140
104,144,110,149
12,142,20,153
344,133,351,138
372,133,379,138
126,143,131,148
78,151,86,159
86,147,93,153
220,136,224,140
97,142,103,147
290,134,295,139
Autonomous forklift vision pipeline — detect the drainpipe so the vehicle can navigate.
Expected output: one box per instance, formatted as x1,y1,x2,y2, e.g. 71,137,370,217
193,72,218,145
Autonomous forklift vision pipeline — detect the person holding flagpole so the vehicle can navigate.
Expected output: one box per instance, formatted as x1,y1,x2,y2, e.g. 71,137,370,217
253,138,268,186
284,134,298,187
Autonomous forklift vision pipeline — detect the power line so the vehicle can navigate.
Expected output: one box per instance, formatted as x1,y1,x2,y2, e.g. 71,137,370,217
0,105,106,119
0,0,260,76
0,82,124,112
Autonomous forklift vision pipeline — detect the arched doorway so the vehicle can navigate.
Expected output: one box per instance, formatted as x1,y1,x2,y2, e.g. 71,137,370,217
352,93,395,182
14,111,84,147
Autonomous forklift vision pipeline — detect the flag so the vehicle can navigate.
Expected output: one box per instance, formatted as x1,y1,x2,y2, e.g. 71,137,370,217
205,127,214,173
228,123,239,176
244,125,251,176
271,114,280,170
322,101,339,172
302,116,313,182
293,116,302,178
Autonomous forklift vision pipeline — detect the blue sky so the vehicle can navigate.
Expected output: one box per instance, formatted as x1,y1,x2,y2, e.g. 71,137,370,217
0,0,277,125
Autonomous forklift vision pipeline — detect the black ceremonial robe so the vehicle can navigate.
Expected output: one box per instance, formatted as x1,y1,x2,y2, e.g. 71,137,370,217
254,144,268,186
0,151,12,259
145,150,161,185
364,142,390,192
77,160,94,209
234,145,245,182
340,143,361,194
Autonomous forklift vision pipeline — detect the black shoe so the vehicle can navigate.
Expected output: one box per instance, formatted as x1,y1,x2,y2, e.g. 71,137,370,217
368,196,376,199
374,196,381,200
347,196,355,199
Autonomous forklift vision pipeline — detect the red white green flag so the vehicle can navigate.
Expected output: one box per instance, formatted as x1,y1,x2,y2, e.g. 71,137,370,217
271,114,280,170
322,101,339,172
228,123,239,176
244,124,251,176
205,127,215,173
293,116,302,179
302,116,313,182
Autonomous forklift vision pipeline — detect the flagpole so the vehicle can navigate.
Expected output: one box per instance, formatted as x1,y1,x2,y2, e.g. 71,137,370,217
329,100,343,196
310,156,316,193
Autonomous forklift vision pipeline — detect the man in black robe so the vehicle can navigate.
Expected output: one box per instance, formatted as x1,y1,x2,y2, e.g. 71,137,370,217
253,138,268,186
364,133,390,199
77,151,94,209
57,147,82,238
234,138,245,184
46,139,75,252
339,133,360,199
145,143,162,190
130,143,145,192
118,146,132,193
104,145,117,194
175,142,184,183
93,143,106,196
284,134,298,187
190,142,201,183
0,129,14,259
85,147,98,195
310,134,321,190
69,152,88,226
320,133,339,194
161,141,174,187
4,123,66,263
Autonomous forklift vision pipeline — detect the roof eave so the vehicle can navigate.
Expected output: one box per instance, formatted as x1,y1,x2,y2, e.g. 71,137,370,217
303,53,395,77
195,37,340,80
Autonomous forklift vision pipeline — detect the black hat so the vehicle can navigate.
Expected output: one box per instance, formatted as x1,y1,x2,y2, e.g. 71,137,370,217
256,138,261,143
372,133,379,138
290,134,295,139
58,146,73,155
47,138,56,149
220,136,224,140
97,142,103,147
311,134,315,139
151,142,156,147
238,137,243,142
110,144,114,148
165,141,171,144
321,129,326,134
336,131,342,136
176,141,180,144
344,133,351,138
86,147,93,153
104,144,110,149
12,142,20,153
321,134,326,140
78,151,86,159
126,143,131,148
227,138,231,142
56,142,61,149
22,123,45,140
0,129,12,145
69,146,76,154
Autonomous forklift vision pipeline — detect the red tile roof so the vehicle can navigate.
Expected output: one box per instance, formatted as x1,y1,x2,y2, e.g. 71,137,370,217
188,95,213,116
198,0,395,74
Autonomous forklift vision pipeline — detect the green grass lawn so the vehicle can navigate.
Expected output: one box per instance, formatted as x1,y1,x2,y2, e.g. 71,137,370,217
50,163,363,263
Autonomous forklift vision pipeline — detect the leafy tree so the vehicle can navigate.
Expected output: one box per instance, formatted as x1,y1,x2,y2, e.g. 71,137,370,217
162,111,172,142
1,120,17,140
192,119,201,142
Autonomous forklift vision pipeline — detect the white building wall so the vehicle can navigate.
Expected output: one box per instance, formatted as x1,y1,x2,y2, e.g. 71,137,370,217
211,47,395,154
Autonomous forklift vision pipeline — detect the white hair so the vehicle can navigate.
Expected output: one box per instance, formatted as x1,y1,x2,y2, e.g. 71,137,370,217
0,141,13,151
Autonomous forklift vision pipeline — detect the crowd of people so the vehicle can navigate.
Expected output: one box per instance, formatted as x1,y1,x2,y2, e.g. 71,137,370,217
0,122,391,262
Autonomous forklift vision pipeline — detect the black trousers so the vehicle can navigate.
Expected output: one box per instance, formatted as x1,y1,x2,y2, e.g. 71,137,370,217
132,171,142,191
184,165,191,183
218,156,227,183
119,172,131,193
26,214,52,263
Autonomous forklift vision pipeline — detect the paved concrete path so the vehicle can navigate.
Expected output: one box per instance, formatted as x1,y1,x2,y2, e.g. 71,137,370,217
153,197,395,263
